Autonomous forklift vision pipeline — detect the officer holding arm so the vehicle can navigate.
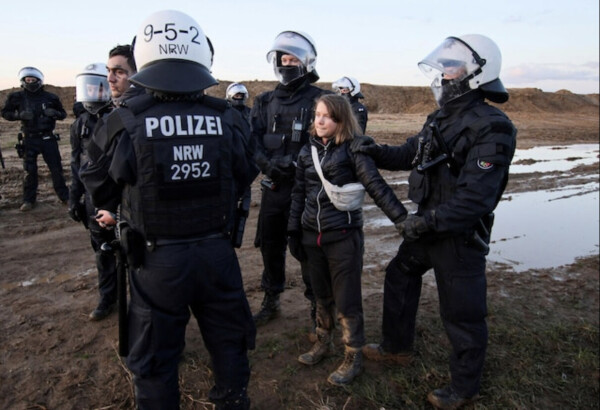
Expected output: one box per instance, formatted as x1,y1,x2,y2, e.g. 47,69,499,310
81,10,258,409
352,34,517,409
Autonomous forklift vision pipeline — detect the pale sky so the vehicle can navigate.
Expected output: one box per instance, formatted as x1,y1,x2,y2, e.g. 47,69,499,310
1,0,598,94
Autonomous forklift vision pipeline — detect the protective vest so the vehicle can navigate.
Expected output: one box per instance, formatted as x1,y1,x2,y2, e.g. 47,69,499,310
73,112,99,168
102,94,237,240
3,90,63,135
258,85,324,160
408,103,516,209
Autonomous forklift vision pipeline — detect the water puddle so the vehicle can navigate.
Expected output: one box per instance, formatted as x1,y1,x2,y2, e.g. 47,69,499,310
366,143,599,272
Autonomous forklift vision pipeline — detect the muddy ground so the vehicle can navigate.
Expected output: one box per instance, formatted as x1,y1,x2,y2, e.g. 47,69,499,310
0,89,598,409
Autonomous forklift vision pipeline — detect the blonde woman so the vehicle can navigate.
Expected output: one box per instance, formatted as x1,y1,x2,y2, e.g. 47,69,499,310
287,94,407,385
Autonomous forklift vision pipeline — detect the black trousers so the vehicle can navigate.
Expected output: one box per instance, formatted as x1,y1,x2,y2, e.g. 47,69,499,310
255,181,313,301
126,237,255,410
304,229,365,348
84,193,117,305
22,135,68,203
381,236,488,397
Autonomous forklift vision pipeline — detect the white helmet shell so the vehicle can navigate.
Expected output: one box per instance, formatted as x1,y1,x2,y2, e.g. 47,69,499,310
226,83,248,105
332,76,361,97
19,66,44,92
266,30,318,84
75,62,111,104
130,10,217,93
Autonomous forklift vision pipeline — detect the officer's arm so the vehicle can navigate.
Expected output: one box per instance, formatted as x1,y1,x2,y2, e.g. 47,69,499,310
287,148,307,233
50,95,67,120
68,119,85,205
354,150,407,223
231,115,260,191
431,129,516,234
1,95,19,121
367,136,419,171
249,95,270,171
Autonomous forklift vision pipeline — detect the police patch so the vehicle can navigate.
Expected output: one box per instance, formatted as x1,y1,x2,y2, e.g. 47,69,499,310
477,159,494,170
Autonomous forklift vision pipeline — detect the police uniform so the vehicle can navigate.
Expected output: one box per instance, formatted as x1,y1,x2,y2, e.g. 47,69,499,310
69,108,117,311
349,96,368,134
251,80,329,303
369,89,516,398
2,88,69,204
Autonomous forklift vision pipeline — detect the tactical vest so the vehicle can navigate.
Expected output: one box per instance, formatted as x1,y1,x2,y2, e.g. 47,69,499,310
101,93,237,240
14,90,60,135
408,103,516,208
259,85,324,160
75,112,99,168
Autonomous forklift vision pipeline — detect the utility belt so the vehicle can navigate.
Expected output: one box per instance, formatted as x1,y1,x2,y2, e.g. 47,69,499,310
24,131,59,140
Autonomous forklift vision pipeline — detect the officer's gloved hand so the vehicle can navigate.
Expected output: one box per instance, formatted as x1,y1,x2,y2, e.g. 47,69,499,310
43,108,60,118
68,205,81,222
18,110,34,120
350,135,379,156
396,212,435,242
288,231,307,262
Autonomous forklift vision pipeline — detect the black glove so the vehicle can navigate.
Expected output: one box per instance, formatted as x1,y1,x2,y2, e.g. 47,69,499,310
69,205,81,222
350,135,380,156
43,108,60,118
395,213,433,242
18,110,34,120
288,232,307,262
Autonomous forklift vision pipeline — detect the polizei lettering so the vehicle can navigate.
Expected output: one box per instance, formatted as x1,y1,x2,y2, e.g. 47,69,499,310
145,115,223,137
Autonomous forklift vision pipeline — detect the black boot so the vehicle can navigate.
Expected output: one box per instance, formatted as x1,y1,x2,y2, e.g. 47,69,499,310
327,346,363,385
253,292,281,326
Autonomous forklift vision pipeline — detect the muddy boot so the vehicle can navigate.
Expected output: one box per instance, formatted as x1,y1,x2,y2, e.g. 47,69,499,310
327,346,363,386
298,329,333,365
307,300,317,343
252,292,280,326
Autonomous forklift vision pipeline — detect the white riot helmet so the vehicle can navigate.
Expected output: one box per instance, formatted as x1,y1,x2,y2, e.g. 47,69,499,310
418,34,508,107
332,76,363,98
226,83,248,107
130,10,217,94
75,62,111,114
266,30,318,85
18,66,44,93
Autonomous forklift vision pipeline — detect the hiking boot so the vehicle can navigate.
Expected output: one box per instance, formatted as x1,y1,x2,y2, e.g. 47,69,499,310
20,202,34,212
89,301,116,321
362,343,413,365
327,346,363,385
427,386,480,410
298,330,333,365
252,292,280,326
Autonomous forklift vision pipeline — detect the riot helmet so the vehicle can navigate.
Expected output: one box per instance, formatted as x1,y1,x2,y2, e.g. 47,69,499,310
332,76,364,98
75,62,111,114
418,34,507,107
130,10,217,94
226,83,248,107
18,66,44,93
266,30,318,85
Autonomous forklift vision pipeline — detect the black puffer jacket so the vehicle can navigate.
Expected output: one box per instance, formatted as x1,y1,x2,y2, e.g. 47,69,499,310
288,136,406,235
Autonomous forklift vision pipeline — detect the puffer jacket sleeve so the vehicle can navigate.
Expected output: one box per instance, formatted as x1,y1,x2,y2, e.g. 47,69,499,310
288,144,309,233
351,143,407,224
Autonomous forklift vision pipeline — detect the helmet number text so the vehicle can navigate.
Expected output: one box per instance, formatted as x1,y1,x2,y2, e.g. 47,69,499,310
144,24,202,44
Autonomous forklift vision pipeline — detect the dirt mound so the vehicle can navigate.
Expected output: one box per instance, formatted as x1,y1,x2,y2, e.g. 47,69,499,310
2,83,598,117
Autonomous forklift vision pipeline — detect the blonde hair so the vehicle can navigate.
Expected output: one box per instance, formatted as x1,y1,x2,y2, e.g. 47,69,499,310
310,94,361,145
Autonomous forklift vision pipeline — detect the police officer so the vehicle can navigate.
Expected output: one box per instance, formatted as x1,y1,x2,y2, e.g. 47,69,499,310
332,76,368,134
352,34,517,409
68,63,116,321
1,67,69,211
251,30,331,329
226,82,251,125
81,10,258,410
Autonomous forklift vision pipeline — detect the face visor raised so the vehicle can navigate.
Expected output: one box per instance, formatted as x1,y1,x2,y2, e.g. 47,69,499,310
418,37,484,106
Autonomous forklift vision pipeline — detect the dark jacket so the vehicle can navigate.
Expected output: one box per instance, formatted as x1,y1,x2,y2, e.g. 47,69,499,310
1,88,66,135
370,90,516,236
288,136,406,236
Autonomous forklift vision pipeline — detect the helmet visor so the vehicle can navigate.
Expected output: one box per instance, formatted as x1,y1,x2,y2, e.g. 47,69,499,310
418,37,480,81
266,31,315,68
76,74,111,103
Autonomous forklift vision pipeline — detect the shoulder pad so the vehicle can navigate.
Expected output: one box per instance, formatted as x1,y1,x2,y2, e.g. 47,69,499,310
201,95,229,112
120,93,155,115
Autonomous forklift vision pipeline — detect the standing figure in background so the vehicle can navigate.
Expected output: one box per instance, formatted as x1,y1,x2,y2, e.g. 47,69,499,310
68,62,116,321
226,82,251,125
1,67,68,211
332,76,368,134
250,30,331,332
352,34,517,410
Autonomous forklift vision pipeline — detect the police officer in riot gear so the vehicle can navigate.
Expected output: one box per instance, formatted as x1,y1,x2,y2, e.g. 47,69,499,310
332,76,368,134
68,63,117,321
226,82,251,124
251,30,331,330
2,67,69,211
81,10,258,410
352,34,517,409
